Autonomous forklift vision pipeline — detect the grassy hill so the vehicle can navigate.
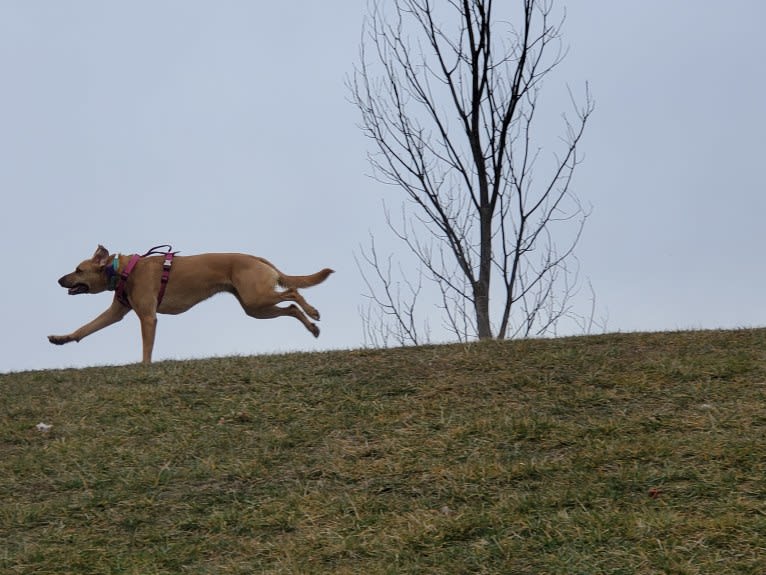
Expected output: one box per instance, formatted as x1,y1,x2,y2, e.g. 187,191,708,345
2,329,765,574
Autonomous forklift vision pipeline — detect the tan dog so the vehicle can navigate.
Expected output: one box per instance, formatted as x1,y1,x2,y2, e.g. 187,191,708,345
49,245,333,363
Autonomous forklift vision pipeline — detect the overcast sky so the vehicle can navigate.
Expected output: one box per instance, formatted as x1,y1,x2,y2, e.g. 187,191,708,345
1,1,764,373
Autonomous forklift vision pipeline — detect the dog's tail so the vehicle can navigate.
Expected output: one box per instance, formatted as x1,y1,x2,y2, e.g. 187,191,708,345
256,257,334,289
278,268,334,289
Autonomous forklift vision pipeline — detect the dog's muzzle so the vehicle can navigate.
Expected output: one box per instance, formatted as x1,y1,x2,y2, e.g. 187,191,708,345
59,276,88,295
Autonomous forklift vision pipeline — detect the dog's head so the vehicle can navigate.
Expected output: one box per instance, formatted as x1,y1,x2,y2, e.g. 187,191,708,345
57,245,112,295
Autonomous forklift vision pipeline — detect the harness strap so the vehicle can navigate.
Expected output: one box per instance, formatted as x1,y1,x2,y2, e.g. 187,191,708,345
142,244,173,257
115,254,141,308
157,252,174,306
111,246,176,309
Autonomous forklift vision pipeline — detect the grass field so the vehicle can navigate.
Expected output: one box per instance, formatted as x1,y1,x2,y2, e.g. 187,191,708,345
2,329,765,574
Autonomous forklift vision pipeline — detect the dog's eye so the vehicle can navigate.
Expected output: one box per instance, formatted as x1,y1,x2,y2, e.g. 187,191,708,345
75,268,83,273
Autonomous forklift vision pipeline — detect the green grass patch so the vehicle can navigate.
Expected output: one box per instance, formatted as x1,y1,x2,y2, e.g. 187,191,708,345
2,329,766,573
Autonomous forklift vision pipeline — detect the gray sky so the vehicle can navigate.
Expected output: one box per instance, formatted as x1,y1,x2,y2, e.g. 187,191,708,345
1,1,764,373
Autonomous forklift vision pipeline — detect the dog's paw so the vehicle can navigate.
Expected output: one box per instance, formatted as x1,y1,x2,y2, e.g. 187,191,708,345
309,324,320,338
48,335,72,345
304,305,320,321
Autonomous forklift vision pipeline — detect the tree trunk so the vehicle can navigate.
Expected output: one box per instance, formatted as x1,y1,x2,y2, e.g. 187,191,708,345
476,205,493,339
474,282,492,339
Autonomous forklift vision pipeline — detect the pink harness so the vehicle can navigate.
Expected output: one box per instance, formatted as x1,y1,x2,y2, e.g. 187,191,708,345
110,245,176,309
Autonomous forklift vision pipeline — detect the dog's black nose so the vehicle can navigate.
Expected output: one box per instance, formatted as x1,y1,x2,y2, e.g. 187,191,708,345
58,276,67,287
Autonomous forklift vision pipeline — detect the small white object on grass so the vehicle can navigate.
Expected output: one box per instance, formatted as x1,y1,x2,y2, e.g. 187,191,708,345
35,422,53,433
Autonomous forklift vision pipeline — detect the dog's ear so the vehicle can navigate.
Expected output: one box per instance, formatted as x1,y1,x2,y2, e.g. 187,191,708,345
92,245,111,267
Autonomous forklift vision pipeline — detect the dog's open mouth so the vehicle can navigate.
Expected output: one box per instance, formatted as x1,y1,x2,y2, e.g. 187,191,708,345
67,284,89,295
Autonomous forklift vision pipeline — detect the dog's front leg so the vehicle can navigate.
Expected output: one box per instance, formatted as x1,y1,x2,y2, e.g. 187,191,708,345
48,299,131,346
137,312,158,364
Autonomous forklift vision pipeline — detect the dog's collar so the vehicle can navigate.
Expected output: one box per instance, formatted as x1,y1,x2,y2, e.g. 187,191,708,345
104,255,120,291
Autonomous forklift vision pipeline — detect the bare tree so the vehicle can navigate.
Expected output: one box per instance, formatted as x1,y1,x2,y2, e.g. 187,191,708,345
351,0,594,343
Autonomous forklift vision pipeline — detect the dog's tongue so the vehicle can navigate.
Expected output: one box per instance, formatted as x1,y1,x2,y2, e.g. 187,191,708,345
68,284,88,295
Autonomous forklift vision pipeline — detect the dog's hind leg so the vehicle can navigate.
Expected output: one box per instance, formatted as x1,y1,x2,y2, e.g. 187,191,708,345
236,284,320,321
275,287,320,320
241,303,320,337
232,259,324,322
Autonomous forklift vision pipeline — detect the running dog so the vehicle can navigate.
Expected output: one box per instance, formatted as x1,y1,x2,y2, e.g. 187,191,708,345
49,245,333,363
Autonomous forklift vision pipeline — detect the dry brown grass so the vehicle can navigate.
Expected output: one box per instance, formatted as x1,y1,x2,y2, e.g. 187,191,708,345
2,329,765,573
